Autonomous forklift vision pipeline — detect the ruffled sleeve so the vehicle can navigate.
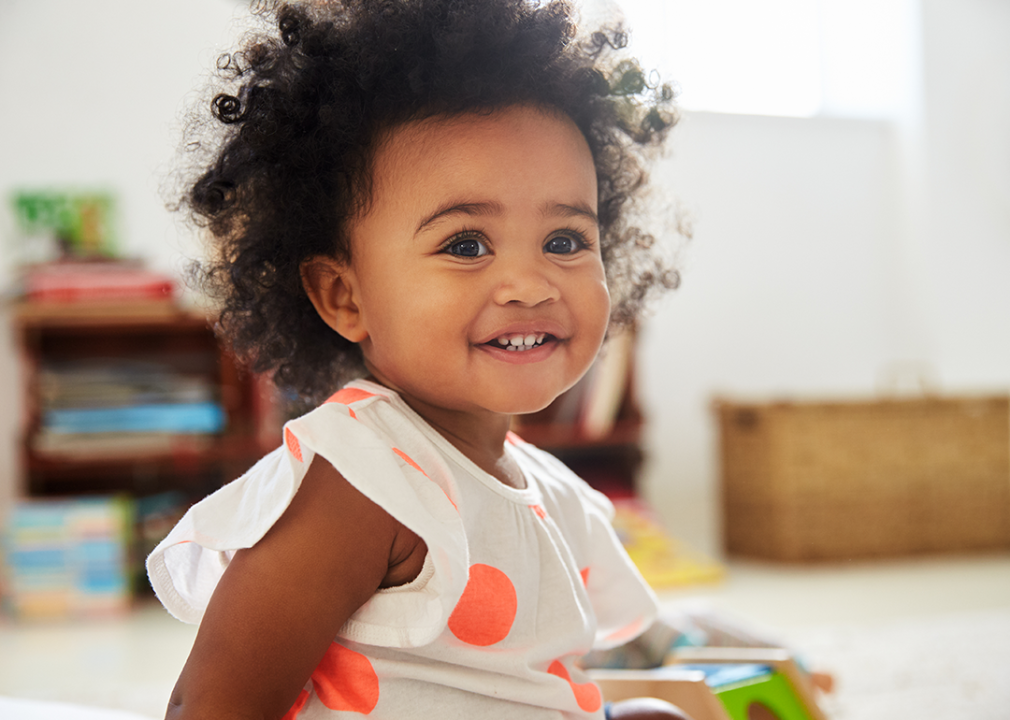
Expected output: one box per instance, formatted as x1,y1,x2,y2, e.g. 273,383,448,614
146,394,469,649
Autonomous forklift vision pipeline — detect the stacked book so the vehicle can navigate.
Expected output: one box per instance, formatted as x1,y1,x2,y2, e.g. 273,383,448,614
33,360,226,460
2,496,133,619
21,260,175,304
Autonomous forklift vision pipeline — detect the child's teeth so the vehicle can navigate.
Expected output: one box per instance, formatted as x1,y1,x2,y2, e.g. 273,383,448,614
495,333,546,350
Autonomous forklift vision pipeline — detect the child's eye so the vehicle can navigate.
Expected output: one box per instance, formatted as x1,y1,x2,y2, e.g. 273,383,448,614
544,232,587,255
443,235,489,258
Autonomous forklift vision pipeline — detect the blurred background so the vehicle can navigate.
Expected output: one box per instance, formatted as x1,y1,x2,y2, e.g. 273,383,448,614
596,0,1010,557
0,1,1007,719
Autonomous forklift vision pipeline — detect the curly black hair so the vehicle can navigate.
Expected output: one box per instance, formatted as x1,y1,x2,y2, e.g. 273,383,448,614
179,0,681,403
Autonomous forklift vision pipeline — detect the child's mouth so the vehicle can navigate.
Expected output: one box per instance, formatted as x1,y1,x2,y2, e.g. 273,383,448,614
491,333,549,352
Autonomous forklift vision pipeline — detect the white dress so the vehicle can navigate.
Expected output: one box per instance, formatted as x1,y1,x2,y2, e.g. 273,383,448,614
147,379,657,719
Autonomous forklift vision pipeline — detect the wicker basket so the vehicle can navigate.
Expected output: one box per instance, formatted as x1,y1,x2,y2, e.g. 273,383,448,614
715,395,1010,561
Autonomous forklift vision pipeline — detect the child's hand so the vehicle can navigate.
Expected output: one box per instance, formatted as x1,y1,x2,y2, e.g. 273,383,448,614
607,697,695,720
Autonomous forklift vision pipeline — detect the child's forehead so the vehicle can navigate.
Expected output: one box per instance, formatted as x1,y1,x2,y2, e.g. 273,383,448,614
350,104,599,232
375,104,587,160
376,106,592,186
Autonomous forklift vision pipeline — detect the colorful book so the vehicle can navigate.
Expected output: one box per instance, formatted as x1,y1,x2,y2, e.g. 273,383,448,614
22,261,175,303
579,330,634,439
3,496,133,619
611,498,725,589
43,402,226,434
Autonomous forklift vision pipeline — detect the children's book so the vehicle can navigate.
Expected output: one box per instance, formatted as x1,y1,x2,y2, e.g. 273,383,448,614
2,496,133,619
22,261,175,303
43,402,226,435
610,498,724,590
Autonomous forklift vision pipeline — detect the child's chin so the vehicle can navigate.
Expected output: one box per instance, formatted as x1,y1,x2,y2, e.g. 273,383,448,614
498,394,563,417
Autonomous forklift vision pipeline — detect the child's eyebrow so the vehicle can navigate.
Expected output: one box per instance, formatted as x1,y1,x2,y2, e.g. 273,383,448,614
415,201,505,235
542,201,599,228
415,200,599,236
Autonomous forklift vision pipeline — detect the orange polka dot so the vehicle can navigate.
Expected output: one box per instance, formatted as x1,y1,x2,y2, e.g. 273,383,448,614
506,431,526,445
393,448,427,477
285,428,303,462
448,564,517,646
281,688,309,720
548,659,602,713
529,504,547,519
580,567,590,586
326,387,376,405
310,642,379,714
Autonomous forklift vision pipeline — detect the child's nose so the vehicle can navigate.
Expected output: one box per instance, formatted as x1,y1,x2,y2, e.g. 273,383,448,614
491,255,561,307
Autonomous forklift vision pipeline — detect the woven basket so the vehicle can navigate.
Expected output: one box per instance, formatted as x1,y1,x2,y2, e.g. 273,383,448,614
715,395,1010,561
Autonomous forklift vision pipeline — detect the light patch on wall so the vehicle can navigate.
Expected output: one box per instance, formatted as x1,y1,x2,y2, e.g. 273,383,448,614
618,0,821,117
583,0,921,121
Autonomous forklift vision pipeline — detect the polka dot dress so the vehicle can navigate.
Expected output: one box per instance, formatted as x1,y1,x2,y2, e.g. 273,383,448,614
148,380,656,719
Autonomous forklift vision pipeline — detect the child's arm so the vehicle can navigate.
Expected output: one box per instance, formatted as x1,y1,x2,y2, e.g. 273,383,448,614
166,456,425,720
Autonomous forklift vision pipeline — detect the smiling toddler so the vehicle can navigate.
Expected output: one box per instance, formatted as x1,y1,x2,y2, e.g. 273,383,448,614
147,1,684,718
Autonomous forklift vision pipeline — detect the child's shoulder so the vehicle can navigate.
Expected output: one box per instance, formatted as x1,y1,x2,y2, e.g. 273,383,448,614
318,381,390,409
150,379,469,637
289,379,408,449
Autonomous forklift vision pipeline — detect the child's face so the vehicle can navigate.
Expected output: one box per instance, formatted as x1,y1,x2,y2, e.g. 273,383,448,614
339,105,609,419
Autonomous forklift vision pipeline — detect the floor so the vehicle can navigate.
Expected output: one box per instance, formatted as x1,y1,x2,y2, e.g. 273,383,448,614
1,553,1008,719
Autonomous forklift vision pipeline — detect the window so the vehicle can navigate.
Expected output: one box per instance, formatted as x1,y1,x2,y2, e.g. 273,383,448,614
583,0,921,120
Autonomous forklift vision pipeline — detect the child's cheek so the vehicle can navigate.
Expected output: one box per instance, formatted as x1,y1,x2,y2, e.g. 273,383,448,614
588,275,612,337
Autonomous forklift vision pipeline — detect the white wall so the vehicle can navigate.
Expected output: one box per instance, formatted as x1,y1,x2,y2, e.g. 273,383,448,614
1,1,1007,558
917,0,1010,386
0,0,245,274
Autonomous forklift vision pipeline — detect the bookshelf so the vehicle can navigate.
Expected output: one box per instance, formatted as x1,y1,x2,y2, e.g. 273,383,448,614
14,302,279,499
15,300,644,501
4,299,282,615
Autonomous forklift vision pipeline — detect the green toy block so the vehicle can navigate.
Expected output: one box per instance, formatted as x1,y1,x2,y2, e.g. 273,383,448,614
669,647,827,720
713,670,815,720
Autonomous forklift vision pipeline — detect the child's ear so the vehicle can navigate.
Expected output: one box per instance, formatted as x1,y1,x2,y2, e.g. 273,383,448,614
300,256,368,343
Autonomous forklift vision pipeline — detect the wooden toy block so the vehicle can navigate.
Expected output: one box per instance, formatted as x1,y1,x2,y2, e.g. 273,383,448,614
667,648,828,720
590,648,829,720
590,667,733,720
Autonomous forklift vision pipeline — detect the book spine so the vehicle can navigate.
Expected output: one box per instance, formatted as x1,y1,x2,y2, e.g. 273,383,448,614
43,402,226,434
27,282,174,303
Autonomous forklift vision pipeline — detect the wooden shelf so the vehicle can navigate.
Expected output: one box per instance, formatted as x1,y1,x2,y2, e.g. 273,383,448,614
15,302,280,499
25,433,272,470
13,300,201,328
